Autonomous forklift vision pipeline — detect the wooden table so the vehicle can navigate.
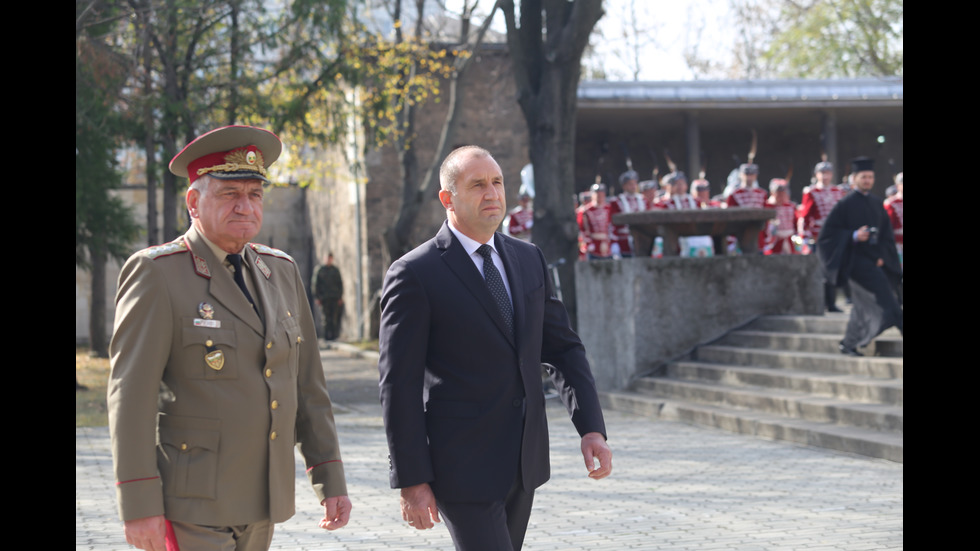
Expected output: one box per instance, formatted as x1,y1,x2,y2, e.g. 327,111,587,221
612,208,776,256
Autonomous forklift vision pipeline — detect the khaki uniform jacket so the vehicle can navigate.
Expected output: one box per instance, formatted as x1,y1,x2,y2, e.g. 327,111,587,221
108,225,347,526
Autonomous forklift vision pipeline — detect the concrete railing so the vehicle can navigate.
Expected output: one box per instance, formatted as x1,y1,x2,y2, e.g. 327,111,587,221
613,207,776,256
575,254,823,391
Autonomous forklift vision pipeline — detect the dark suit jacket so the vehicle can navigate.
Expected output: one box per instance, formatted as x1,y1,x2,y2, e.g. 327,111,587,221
378,222,606,503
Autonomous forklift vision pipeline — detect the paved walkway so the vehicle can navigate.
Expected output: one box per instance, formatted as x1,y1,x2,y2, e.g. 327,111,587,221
77,346,902,550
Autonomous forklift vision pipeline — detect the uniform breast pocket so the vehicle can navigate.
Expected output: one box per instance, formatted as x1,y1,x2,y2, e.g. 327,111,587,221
181,319,238,380
157,415,220,500
278,314,303,377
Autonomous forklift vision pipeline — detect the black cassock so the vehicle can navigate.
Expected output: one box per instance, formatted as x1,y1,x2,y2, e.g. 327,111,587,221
818,190,903,349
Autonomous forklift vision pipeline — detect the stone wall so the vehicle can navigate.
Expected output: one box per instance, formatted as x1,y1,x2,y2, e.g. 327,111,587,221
575,254,824,391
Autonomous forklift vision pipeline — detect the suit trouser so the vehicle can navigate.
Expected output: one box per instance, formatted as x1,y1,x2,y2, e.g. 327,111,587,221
436,477,535,551
167,519,274,551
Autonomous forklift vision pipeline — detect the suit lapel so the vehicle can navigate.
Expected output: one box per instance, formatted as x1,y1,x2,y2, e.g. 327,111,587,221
437,223,516,349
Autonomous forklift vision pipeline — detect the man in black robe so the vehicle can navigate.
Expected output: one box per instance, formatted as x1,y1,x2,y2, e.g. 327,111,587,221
818,157,903,356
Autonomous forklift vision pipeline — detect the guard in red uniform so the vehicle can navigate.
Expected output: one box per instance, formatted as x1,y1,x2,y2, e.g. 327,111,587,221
653,171,699,210
725,163,768,253
763,179,800,255
799,161,847,310
505,192,534,242
608,170,646,257
578,182,613,260
884,172,903,266
692,179,720,209
726,164,768,208
798,161,845,246
640,180,660,209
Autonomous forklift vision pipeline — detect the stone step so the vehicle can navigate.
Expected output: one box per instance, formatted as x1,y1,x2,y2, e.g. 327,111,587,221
598,312,903,463
744,313,852,334
694,345,904,378
631,377,902,433
599,390,903,463
666,361,903,406
716,329,904,357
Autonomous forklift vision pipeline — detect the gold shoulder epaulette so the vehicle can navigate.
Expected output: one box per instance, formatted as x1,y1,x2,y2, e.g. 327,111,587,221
141,239,188,260
248,243,295,264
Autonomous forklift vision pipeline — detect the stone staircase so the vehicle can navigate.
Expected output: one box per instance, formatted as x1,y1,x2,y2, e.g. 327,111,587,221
599,312,903,462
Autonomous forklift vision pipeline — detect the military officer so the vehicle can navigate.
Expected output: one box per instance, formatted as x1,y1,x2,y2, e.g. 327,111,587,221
108,125,352,551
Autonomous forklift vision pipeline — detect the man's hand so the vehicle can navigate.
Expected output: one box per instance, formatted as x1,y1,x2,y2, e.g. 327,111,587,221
124,514,166,551
855,225,870,242
581,432,613,480
319,496,352,530
400,483,440,529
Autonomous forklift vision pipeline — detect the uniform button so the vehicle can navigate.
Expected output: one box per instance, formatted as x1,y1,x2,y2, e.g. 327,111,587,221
296,336,303,344
205,339,213,347
270,431,277,441
265,368,272,378
180,443,188,451
271,400,279,410
513,399,523,407
266,342,273,349
287,311,292,317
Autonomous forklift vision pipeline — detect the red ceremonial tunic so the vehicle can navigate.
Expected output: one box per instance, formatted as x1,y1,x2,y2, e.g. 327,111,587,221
884,196,903,246
608,193,646,255
798,185,844,243
506,206,534,242
763,199,800,255
653,194,700,210
578,203,612,258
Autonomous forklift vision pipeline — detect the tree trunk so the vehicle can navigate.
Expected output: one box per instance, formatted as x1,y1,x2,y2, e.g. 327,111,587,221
501,0,604,327
380,0,500,267
89,246,108,358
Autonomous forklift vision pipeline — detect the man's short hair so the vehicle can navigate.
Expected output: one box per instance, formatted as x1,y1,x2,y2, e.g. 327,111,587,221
440,145,493,194
661,171,686,187
619,170,639,184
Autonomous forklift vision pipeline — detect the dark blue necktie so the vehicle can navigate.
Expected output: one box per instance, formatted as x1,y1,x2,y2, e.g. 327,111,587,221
477,244,514,336
227,253,258,314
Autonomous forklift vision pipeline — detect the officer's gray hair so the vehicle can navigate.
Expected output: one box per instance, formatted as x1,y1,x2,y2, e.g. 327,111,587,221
186,174,215,219
189,174,214,194
440,145,494,195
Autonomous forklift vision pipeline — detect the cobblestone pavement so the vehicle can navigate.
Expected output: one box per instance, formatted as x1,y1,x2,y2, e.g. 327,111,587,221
78,347,902,550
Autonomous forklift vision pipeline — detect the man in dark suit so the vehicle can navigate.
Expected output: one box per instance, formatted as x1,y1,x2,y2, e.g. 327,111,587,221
378,146,612,551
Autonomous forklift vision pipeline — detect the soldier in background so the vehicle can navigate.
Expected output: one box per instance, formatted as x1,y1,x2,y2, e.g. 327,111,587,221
798,161,846,311
692,179,720,208
505,192,534,242
578,182,613,260
884,172,903,267
726,164,767,208
653,171,699,210
763,179,800,255
313,253,344,341
608,170,646,257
